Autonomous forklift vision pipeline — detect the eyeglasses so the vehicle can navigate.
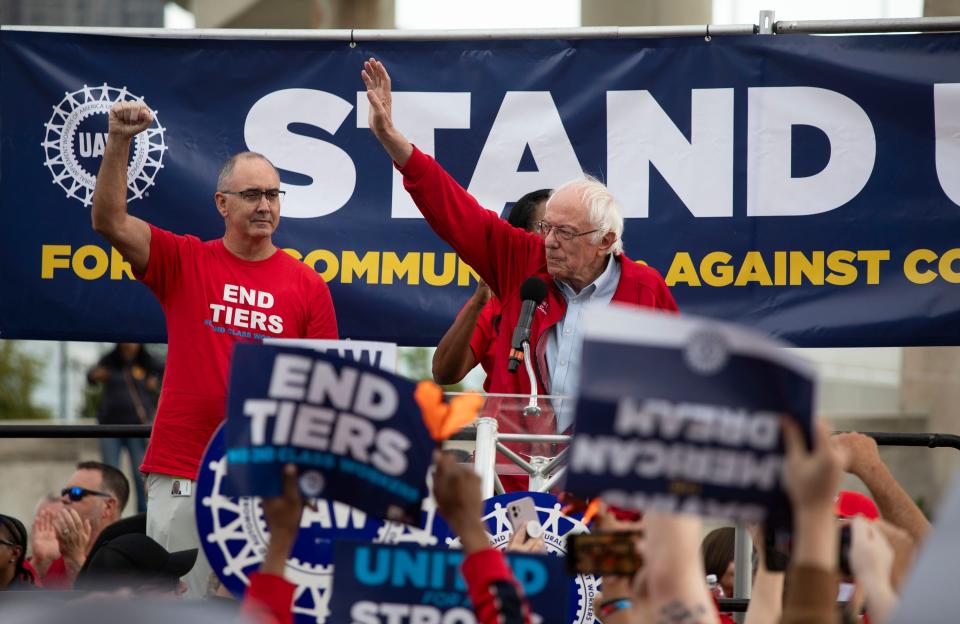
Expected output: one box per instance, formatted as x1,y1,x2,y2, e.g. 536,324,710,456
0,538,16,548
61,486,113,502
534,220,599,242
219,188,285,204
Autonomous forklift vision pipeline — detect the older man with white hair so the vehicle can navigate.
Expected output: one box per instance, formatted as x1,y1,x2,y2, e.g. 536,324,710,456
362,59,677,430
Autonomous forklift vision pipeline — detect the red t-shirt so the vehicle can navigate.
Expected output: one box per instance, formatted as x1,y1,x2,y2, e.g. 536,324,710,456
138,225,338,479
41,556,69,589
467,297,502,392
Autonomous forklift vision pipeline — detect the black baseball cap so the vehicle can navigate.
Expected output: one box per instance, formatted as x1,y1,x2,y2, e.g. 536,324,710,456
79,534,198,591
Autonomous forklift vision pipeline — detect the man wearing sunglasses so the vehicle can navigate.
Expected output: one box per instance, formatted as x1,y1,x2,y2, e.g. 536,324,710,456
31,461,129,589
362,59,677,430
91,101,339,598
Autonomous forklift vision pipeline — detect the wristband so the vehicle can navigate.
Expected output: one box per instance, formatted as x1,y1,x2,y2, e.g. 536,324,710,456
598,598,632,617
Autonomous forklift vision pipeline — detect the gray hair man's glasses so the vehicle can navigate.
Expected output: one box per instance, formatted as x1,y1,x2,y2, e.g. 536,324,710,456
534,220,599,241
220,188,285,204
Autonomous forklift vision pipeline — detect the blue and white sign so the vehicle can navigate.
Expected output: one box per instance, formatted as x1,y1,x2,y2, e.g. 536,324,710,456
4,30,960,347
565,305,815,525
329,541,568,623
222,343,435,524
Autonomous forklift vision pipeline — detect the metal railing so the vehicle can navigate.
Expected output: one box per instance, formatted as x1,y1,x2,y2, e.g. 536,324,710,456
4,423,958,447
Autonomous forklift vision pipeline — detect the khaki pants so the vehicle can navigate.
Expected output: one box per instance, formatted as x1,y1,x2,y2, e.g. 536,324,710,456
145,473,214,599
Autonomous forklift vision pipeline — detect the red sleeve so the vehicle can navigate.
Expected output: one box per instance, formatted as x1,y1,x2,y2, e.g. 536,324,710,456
22,559,42,587
398,147,543,302
138,224,193,303
40,557,70,589
461,548,532,624
240,571,296,624
305,274,339,339
468,299,498,372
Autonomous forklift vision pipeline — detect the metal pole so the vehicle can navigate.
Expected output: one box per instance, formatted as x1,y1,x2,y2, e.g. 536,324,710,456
527,456,548,491
0,24,756,40
0,424,152,438
522,342,541,416
732,522,753,623
497,433,571,444
495,442,536,476
6,16,960,40
776,16,960,34
473,416,499,499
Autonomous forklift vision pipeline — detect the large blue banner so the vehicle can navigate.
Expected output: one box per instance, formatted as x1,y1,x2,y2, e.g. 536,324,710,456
2,29,959,346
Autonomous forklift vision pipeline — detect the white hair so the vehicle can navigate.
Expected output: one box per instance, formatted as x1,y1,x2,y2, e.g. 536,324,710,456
550,175,624,255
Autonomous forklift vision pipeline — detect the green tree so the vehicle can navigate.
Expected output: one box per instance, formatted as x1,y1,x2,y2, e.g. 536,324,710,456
0,340,52,420
397,346,465,391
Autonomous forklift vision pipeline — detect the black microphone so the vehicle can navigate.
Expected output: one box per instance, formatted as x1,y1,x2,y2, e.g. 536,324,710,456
508,277,548,373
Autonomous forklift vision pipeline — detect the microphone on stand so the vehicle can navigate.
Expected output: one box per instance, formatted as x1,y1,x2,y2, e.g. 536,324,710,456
508,277,548,373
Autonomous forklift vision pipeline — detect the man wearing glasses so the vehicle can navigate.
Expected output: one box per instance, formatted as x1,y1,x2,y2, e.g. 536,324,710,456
362,59,677,430
91,101,339,597
31,461,129,588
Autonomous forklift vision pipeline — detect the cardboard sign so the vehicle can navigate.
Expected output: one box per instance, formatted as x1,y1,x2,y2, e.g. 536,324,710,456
222,343,435,524
565,305,815,524
329,541,568,624
264,338,398,372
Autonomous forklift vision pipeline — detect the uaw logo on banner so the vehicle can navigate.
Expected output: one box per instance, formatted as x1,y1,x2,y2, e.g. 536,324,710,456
565,304,815,525
412,491,600,624
42,83,166,206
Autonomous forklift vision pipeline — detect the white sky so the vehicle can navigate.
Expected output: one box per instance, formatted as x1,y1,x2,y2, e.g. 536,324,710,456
166,1,925,30
164,2,196,28
394,0,923,29
713,0,923,23
395,0,581,29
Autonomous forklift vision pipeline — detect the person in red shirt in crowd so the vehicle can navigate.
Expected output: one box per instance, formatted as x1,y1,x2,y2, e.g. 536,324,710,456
432,189,549,390
91,101,339,598
31,462,129,589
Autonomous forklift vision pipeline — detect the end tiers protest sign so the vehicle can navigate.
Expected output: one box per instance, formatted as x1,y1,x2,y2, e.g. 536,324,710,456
222,343,435,525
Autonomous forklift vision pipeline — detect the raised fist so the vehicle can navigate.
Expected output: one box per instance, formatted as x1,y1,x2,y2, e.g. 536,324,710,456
108,100,154,138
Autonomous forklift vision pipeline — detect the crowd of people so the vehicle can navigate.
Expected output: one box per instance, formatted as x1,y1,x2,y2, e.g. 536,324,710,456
0,420,935,624
0,56,944,624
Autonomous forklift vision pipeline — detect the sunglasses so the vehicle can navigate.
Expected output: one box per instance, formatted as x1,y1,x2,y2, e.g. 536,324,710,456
61,486,113,502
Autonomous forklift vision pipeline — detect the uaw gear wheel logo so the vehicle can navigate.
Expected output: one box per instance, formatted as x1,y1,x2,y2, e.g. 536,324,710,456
42,84,166,207
386,490,601,624
475,492,600,624
684,326,730,376
197,425,384,624
197,426,442,624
